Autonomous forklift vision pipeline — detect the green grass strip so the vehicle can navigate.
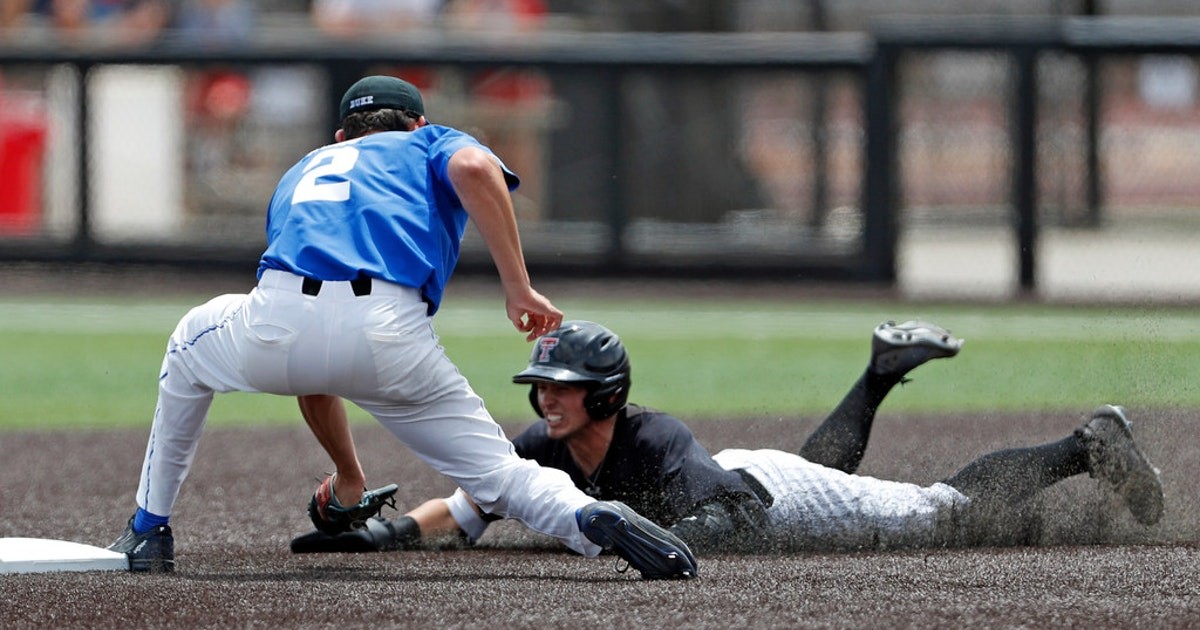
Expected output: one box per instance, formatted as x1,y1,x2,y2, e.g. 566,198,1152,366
2,295,1197,430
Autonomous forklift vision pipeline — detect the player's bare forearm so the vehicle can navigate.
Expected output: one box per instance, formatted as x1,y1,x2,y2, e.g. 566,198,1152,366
297,394,366,502
448,148,562,339
448,148,527,290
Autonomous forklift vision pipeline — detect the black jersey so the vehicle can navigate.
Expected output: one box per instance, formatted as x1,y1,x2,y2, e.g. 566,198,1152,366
510,404,761,527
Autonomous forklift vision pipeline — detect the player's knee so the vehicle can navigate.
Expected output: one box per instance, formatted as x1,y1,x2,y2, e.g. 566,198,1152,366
464,457,565,518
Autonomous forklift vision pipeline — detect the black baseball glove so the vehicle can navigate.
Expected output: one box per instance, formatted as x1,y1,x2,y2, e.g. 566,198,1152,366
291,515,422,553
307,475,399,535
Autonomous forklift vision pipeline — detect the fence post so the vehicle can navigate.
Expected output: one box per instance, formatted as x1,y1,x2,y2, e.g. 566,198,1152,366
602,68,626,268
1082,0,1104,228
861,42,898,283
74,62,94,257
1011,45,1039,293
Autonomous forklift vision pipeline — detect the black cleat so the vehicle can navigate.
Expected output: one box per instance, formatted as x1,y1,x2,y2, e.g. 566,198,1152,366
108,517,175,573
1075,405,1164,526
578,501,698,580
871,320,963,377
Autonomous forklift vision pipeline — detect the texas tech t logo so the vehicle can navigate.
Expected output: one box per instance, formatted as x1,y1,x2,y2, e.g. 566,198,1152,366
536,337,559,363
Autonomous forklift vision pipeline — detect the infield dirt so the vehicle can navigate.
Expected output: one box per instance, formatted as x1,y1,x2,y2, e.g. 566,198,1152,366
2,408,1196,628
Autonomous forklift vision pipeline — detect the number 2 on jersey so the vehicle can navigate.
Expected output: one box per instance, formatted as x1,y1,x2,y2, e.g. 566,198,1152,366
291,146,360,204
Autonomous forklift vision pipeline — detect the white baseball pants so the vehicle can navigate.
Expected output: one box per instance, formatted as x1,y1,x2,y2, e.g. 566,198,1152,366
714,448,970,550
135,269,600,556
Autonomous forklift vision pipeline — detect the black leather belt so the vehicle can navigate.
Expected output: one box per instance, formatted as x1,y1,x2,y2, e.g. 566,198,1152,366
735,468,774,508
301,276,372,297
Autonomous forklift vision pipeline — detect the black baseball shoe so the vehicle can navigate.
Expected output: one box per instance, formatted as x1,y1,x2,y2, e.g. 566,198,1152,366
1075,404,1164,526
577,501,698,580
871,320,964,377
108,516,175,573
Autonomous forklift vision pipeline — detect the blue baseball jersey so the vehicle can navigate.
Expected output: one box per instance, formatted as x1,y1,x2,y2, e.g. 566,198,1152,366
257,126,518,314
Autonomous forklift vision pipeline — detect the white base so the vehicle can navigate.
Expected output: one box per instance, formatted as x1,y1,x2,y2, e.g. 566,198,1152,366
0,537,130,574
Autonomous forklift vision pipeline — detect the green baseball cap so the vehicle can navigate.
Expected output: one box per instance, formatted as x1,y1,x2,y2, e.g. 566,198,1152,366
338,75,425,121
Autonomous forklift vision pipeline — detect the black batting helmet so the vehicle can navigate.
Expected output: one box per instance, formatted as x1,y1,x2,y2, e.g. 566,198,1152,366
512,321,631,420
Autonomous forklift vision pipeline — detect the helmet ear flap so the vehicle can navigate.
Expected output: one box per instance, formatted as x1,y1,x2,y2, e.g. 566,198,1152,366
583,381,629,420
528,384,543,418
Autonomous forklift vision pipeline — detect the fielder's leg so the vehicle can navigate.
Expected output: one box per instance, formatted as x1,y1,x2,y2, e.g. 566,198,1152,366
110,294,251,572
356,365,696,577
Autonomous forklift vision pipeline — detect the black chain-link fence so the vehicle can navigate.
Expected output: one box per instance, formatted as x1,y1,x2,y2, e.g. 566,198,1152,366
3,11,1200,292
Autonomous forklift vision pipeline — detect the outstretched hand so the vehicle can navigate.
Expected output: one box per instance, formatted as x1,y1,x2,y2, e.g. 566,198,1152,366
506,288,563,341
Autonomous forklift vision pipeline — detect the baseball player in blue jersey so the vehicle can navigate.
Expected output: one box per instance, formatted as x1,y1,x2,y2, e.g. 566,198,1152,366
292,320,1164,555
106,76,697,580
